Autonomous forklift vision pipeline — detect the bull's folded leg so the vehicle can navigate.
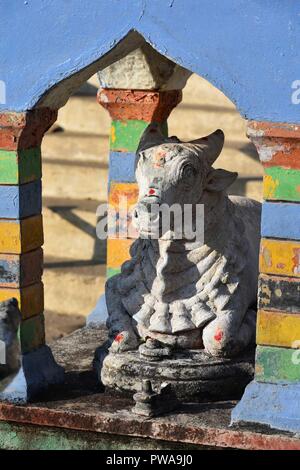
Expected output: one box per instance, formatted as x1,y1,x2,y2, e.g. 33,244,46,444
202,308,256,357
105,275,140,352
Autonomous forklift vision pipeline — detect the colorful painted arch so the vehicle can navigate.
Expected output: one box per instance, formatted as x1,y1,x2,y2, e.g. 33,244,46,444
0,0,299,123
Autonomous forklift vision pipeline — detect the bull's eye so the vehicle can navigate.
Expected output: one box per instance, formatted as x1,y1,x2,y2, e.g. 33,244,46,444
181,165,196,184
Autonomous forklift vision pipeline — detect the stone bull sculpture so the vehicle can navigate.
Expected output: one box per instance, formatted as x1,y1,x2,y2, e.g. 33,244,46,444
105,124,261,359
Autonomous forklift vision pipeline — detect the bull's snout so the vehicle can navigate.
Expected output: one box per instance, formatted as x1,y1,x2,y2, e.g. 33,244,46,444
133,197,161,236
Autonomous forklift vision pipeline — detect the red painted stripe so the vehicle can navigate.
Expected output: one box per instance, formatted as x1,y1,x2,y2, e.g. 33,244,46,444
0,109,57,150
98,88,182,122
258,138,300,169
248,120,300,139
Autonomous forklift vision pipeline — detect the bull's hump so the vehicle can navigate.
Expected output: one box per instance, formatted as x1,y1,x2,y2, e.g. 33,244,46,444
229,195,261,212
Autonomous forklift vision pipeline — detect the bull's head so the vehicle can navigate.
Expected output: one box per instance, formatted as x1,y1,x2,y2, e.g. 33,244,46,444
133,124,237,239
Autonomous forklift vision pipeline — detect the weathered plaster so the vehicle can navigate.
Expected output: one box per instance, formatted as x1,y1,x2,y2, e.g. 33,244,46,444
231,381,300,433
98,44,191,90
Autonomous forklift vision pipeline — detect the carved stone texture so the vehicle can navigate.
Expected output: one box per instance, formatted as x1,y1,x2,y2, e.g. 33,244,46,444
132,379,179,417
98,43,191,91
102,349,254,402
100,124,261,400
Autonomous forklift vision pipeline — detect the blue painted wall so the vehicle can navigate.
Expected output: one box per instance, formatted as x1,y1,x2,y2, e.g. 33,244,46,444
0,0,300,122
109,152,136,184
0,181,41,219
262,202,300,240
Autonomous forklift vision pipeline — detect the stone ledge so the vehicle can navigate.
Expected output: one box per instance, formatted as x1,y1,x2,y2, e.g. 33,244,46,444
0,326,299,450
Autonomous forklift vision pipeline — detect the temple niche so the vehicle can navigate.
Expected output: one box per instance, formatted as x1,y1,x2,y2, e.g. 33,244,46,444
0,0,300,450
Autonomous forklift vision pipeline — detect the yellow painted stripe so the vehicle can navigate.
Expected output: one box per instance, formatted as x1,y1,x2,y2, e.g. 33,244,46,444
260,238,300,277
107,238,134,269
0,215,43,254
0,282,44,319
108,182,138,210
21,215,44,253
0,220,23,254
257,309,300,348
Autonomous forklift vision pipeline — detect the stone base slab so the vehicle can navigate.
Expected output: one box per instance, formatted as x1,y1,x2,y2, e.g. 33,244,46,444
100,348,255,401
0,327,299,450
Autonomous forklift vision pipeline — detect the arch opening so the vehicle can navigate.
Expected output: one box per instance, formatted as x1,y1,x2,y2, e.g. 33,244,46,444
0,29,266,403
38,35,262,342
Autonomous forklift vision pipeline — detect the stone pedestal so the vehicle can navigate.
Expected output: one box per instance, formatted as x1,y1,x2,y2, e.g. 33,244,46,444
97,347,255,402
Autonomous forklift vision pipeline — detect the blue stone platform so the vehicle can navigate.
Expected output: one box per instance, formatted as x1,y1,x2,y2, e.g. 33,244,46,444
231,380,300,434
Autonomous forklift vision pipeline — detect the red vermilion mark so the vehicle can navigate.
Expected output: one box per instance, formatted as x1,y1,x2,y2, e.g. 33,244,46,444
149,188,156,195
214,330,223,342
115,333,124,343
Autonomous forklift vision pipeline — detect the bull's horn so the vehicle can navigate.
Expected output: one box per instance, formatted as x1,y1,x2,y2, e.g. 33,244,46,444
189,129,224,164
137,123,167,154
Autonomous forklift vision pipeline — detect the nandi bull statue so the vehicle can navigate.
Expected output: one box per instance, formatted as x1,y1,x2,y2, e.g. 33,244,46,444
97,124,261,401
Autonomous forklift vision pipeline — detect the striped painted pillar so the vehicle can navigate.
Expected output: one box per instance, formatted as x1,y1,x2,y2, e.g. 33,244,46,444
232,121,300,432
98,88,182,279
0,109,64,402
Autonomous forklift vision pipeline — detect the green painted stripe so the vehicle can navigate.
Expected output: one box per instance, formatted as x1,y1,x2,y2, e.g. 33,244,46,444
110,120,168,152
106,267,121,279
19,148,42,183
0,147,41,184
0,421,198,451
256,345,300,383
19,314,45,353
264,166,300,202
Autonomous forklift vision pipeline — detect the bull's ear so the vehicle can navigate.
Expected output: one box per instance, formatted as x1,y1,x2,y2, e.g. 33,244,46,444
189,129,224,165
205,169,238,192
137,123,166,154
